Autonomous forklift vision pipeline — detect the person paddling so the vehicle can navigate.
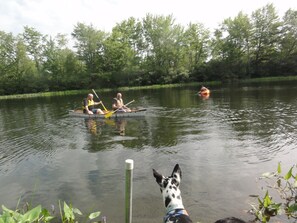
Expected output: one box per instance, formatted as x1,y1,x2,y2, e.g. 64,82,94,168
198,86,210,96
83,93,105,115
112,93,131,112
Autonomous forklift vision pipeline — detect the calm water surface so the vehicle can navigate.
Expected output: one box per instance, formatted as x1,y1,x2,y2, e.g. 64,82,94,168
0,82,297,223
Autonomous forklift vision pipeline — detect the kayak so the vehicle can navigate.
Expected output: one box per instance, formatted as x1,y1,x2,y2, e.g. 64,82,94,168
199,90,210,96
69,108,147,118
198,88,210,97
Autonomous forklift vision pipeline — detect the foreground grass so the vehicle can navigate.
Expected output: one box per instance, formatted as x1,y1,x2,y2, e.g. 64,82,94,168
1,76,296,100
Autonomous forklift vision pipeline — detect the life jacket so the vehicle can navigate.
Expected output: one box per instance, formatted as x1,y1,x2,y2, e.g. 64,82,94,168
82,99,95,110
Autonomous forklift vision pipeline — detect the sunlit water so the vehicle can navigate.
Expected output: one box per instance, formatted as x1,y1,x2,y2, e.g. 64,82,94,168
0,83,297,223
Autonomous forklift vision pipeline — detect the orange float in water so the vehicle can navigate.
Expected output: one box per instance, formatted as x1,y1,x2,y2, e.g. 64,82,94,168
198,86,210,97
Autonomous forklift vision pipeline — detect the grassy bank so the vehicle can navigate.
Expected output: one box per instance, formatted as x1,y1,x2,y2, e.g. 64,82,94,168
0,81,219,100
0,90,87,100
1,76,296,100
239,75,297,83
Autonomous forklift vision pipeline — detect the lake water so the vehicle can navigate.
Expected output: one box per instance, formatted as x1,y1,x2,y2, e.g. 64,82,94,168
0,82,297,223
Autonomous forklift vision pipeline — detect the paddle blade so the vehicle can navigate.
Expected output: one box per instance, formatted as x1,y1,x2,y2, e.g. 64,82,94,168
104,111,114,118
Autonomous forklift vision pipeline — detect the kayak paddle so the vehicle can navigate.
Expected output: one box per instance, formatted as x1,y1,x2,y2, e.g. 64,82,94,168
105,100,135,118
92,89,108,112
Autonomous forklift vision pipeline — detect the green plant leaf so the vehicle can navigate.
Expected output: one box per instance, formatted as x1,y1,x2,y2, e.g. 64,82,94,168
0,217,15,223
88,211,101,220
1,206,14,215
23,205,42,222
41,208,54,222
262,215,268,223
73,208,82,215
11,212,22,223
0,212,16,223
288,203,297,213
1,206,22,222
284,167,293,180
263,192,271,208
63,202,75,221
257,197,263,207
270,203,281,211
277,162,281,174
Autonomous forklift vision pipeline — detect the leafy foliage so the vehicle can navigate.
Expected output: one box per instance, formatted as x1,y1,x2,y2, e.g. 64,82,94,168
250,163,297,222
0,201,102,223
0,4,297,95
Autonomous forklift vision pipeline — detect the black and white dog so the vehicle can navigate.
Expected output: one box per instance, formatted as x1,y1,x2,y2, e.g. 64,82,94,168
153,164,246,223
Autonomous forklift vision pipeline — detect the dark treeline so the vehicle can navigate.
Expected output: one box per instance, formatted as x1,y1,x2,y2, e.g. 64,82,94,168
0,4,296,95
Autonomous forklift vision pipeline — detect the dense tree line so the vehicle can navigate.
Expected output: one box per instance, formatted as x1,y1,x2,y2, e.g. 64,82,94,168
0,4,296,95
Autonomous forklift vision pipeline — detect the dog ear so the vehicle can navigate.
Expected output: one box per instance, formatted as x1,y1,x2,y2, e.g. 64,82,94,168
153,169,163,185
171,164,182,180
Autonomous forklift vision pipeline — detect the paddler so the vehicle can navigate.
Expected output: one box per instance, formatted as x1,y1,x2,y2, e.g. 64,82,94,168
198,86,210,96
112,93,131,112
83,93,105,115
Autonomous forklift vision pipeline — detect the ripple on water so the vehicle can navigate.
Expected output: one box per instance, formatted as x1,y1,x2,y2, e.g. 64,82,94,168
0,114,85,174
212,103,297,164
175,101,297,165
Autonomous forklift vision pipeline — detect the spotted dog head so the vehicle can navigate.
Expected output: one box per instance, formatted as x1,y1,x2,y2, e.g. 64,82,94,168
153,165,245,223
153,164,184,212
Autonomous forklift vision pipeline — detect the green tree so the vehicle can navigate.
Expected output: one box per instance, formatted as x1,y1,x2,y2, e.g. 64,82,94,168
250,4,282,77
105,17,145,86
1,4,296,95
43,34,86,90
54,33,86,88
278,9,297,75
0,31,17,94
0,31,38,94
22,26,46,74
142,14,185,84
14,37,39,93
212,12,252,80
183,22,210,81
72,23,108,88
71,22,107,87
